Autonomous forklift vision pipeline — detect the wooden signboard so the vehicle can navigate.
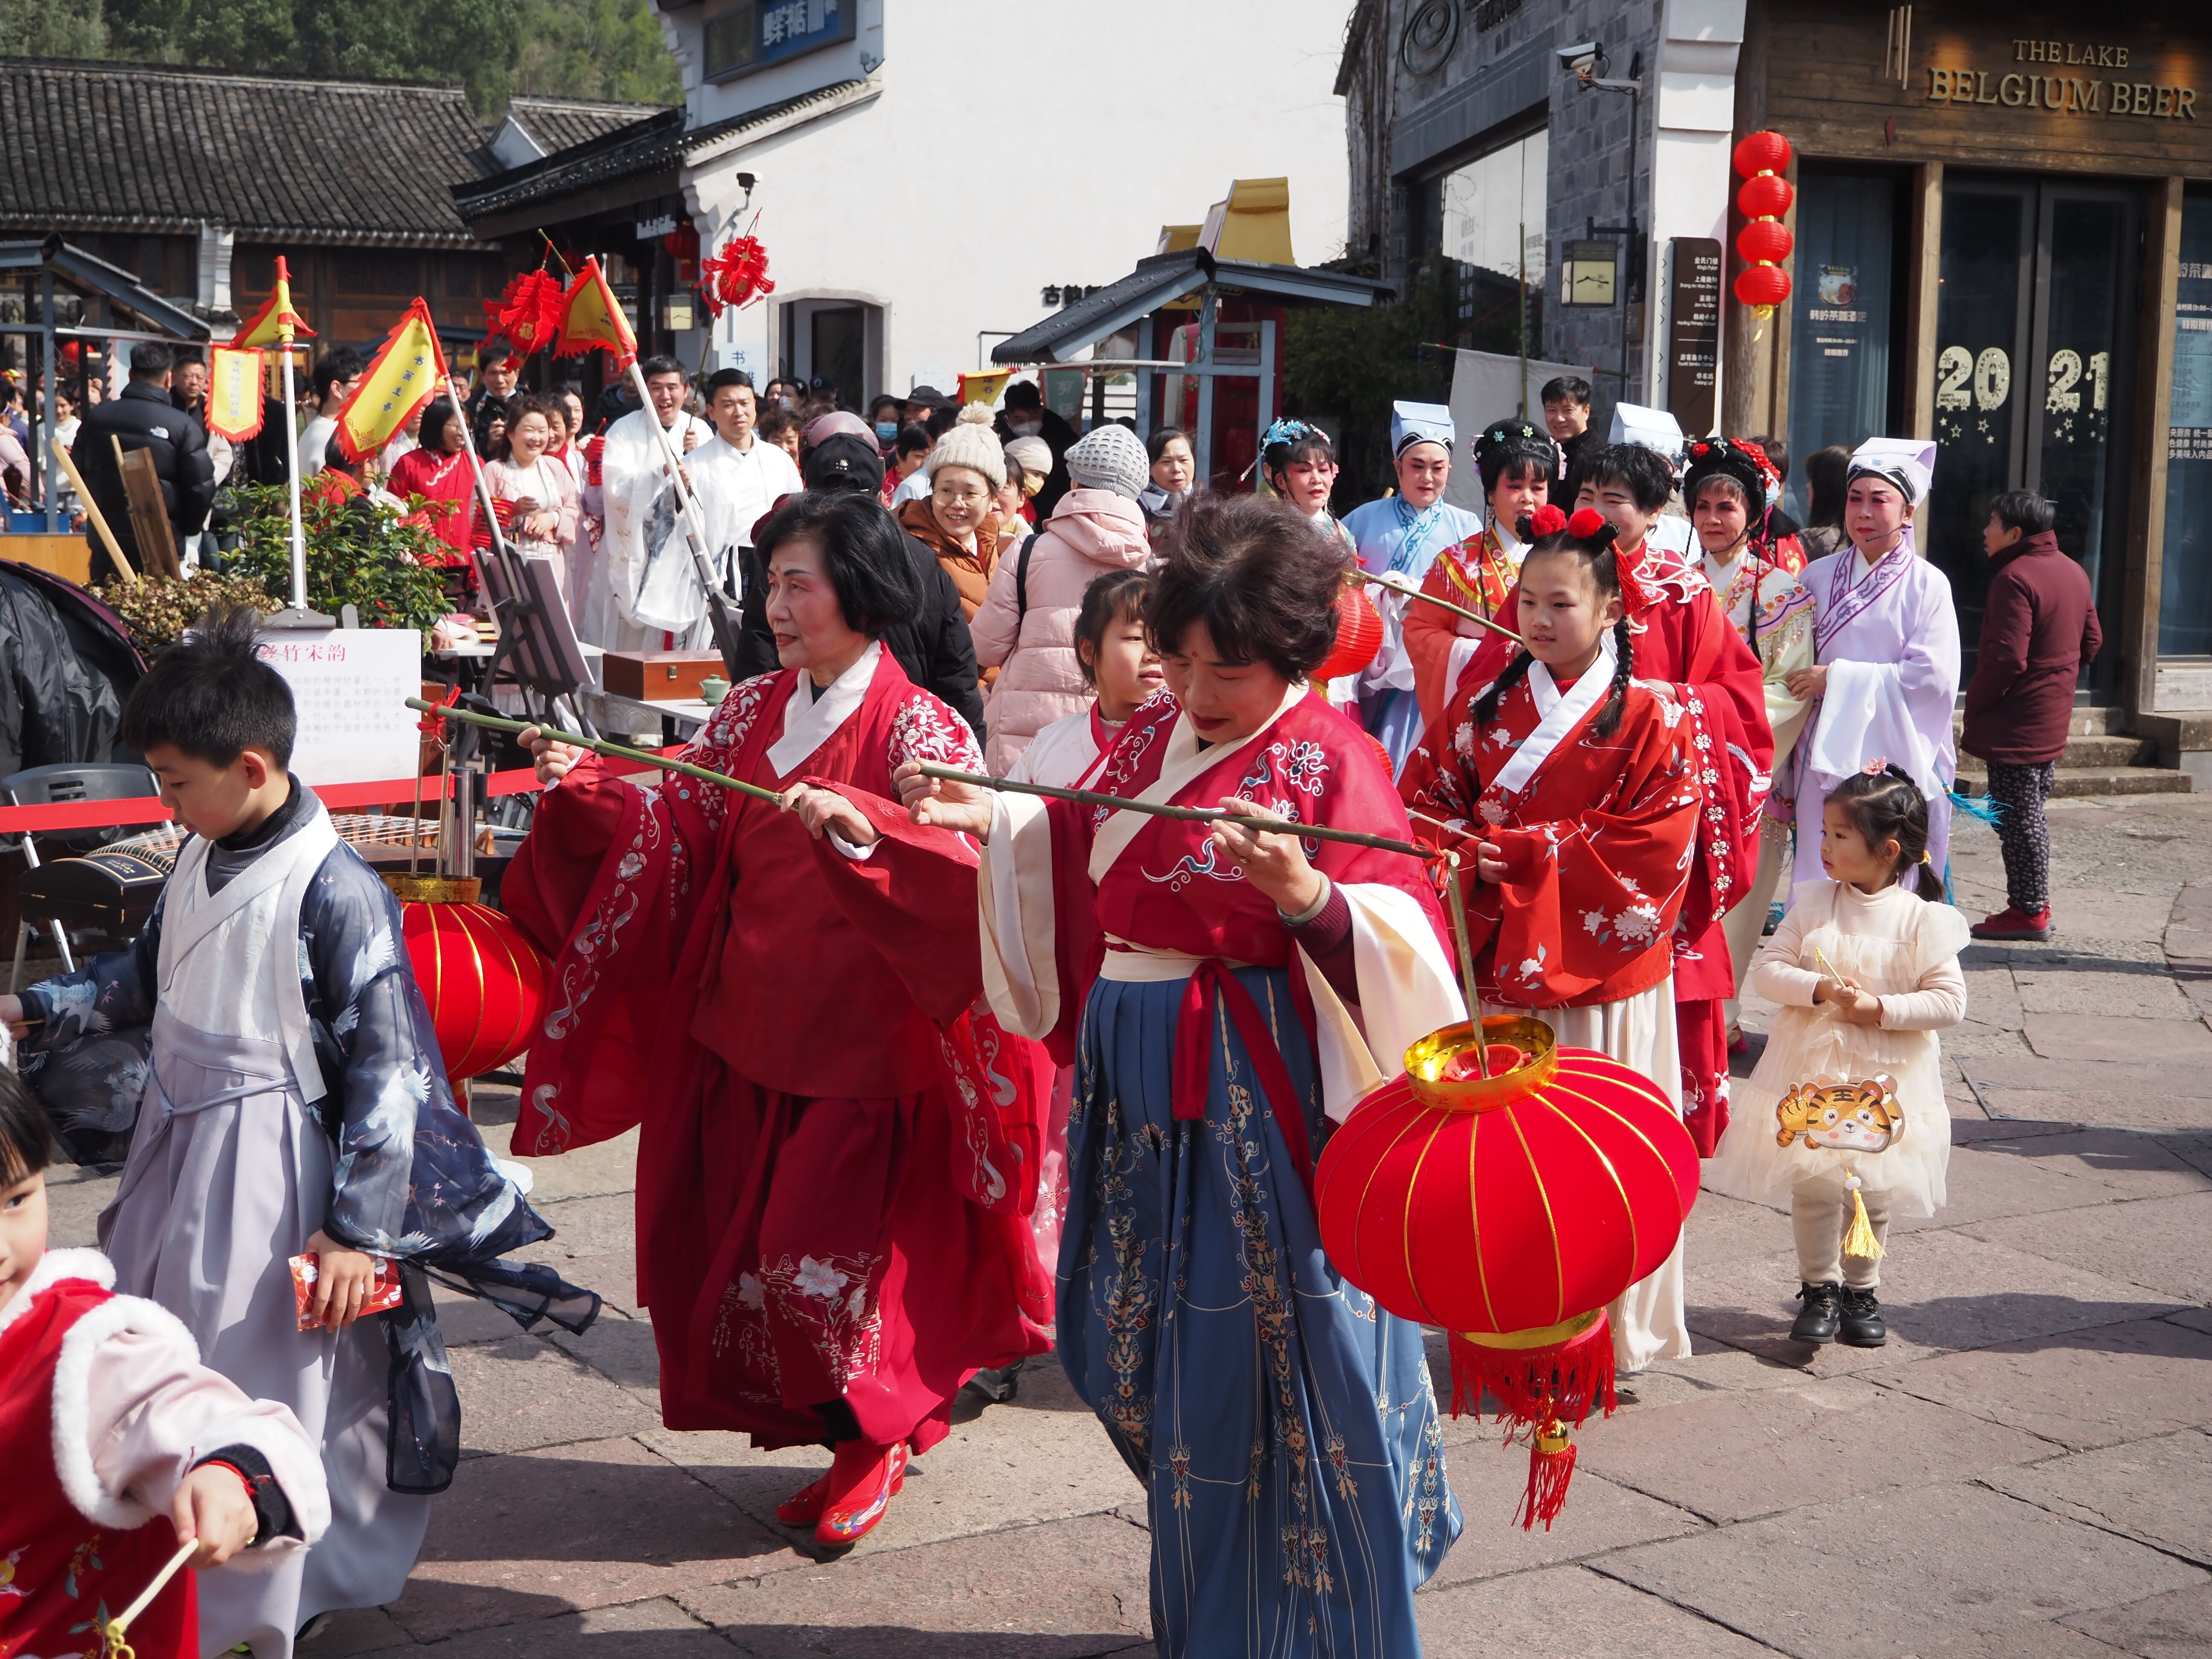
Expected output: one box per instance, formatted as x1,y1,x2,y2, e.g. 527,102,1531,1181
1668,238,1723,437
110,441,181,579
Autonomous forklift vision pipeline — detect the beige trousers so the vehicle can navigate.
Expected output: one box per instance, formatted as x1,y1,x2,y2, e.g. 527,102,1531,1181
1792,1169,1893,1289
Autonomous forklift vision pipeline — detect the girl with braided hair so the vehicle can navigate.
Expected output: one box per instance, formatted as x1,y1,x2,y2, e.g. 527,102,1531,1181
1405,417,1557,729
1402,505,1706,1374
1683,437,1818,1050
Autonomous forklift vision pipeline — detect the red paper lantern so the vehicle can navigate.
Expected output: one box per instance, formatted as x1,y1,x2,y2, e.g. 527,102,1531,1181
1732,129,1793,179
1736,219,1795,266
699,233,775,319
390,884,548,1095
483,269,568,359
663,223,701,261
1315,1015,1697,1528
1737,172,1794,221
1733,264,1792,311
1315,583,1384,681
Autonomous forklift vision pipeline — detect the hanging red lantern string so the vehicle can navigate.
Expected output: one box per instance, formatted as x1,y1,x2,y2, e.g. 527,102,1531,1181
1313,580,1385,681
482,267,569,359
699,213,776,320
1731,129,1795,322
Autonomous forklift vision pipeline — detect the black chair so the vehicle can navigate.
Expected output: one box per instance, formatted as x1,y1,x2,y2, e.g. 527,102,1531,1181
4,763,164,987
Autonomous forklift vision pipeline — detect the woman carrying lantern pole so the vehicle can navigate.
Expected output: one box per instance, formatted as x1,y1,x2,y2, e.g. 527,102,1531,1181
898,494,1467,1656
1400,506,1708,1375
503,491,1052,1549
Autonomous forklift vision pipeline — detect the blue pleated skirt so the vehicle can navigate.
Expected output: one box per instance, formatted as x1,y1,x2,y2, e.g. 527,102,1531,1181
1059,966,1460,1658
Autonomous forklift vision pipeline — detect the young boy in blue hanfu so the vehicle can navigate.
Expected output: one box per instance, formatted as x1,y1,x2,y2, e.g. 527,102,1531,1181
0,605,598,1659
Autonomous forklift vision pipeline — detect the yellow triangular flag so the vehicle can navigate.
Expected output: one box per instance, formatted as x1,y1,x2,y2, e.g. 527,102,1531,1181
333,299,444,464
231,254,315,348
554,257,637,368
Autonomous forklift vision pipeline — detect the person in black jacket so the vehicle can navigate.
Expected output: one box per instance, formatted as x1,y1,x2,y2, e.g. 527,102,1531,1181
995,380,1078,517
70,341,216,582
731,433,985,738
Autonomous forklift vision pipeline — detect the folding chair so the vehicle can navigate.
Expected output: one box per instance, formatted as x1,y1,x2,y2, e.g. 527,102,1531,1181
4,762,163,988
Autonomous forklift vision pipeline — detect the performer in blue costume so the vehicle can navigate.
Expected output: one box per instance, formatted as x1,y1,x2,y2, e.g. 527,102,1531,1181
1340,400,1482,777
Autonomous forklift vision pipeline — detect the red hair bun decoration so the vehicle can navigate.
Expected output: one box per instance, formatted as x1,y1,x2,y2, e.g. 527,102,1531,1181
1566,507,1610,541
1529,503,1570,537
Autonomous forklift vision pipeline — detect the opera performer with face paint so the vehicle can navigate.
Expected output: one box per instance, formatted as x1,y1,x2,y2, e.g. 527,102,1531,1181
504,491,1053,1551
897,494,1466,1657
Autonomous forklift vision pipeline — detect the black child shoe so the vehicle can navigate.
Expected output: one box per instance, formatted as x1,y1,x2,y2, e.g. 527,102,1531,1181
1838,1286,1887,1347
1790,1281,1843,1344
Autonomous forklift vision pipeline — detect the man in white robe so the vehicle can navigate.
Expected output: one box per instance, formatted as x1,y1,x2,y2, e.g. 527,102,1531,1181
682,368,803,650
581,355,713,655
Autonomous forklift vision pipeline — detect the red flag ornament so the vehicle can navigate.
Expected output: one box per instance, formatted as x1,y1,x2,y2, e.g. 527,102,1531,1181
483,269,568,358
699,232,775,320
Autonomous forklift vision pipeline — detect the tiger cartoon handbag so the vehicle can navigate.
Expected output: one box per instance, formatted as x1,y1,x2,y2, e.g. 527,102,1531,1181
1774,1077,1903,1259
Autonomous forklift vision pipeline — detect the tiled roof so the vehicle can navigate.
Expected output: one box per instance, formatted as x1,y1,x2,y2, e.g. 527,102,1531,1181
0,57,495,247
505,95,669,157
454,76,876,224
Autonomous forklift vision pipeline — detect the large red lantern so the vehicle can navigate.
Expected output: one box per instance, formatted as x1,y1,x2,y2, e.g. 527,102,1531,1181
1315,582,1384,681
1732,129,1793,179
1736,173,1793,222
1736,218,1794,266
385,876,548,1100
1733,264,1792,311
1316,1015,1697,1528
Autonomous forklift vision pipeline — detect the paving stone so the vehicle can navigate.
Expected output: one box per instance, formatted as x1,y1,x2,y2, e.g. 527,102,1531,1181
41,1162,119,1249
1959,1059,2212,1132
1593,1482,2208,1659
2023,1015,2212,1062
550,1308,664,1414
675,1513,1153,1657
1685,1232,2184,1375
1985,1430,2212,1567
1573,1375,2049,1523
2010,967,2198,1022
2062,1583,2212,1656
1417,1563,1772,1657
451,1335,660,1454
1888,1144,2128,1235
1966,1193,2212,1303
637,1362,1138,1560
484,1123,643,1205
1686,1187,1797,1266
1867,1318,2212,1449
386,1596,731,1657
2037,891,2181,944
297,1605,417,1653
390,1436,800,1640
434,1278,542,1348
1423,1423,1705,1585
1903,1621,2134,1656
1959,1128,2212,1195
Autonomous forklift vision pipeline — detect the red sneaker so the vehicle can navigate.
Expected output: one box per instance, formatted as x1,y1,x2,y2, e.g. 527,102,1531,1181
1971,905,2052,941
779,1441,906,1528
815,1439,905,1546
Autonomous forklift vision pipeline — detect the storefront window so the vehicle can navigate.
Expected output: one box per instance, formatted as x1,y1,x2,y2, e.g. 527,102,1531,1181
1785,172,1897,522
1440,128,1546,356
2160,189,2212,657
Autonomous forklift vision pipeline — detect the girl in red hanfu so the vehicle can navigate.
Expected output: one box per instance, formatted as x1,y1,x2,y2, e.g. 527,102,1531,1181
900,495,1467,1658
1455,443,1772,1153
1405,418,1557,731
504,491,1052,1549
1401,504,1705,1373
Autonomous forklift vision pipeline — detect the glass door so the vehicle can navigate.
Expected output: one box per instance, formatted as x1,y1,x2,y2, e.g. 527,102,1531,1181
1928,178,2137,688
1928,183,2034,669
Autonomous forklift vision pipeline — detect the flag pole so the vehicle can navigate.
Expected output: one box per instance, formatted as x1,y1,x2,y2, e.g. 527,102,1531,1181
263,256,334,630
622,355,746,677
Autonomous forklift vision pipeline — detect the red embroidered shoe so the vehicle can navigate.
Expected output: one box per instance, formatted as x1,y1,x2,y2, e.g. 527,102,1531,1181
815,1439,905,1546
779,1441,905,1528
1971,905,2053,942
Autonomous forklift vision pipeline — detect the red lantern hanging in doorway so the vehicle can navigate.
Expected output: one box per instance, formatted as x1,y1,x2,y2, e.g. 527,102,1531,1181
1732,130,1796,319
1314,1015,1699,1529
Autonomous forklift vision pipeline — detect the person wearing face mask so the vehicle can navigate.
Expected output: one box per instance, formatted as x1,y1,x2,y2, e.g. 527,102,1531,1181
881,422,932,506
1405,419,1556,730
1001,434,1051,530
868,395,905,454
896,405,1016,628
1339,401,1484,777
992,380,1077,514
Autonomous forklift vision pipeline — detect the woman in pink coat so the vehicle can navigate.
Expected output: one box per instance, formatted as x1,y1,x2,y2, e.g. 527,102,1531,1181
970,423,1153,775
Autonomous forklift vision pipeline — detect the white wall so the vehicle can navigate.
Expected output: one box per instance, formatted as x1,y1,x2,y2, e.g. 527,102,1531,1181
670,0,1353,397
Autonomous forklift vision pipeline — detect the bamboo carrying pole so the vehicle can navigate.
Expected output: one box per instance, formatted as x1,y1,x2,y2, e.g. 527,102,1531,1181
1361,569,1525,646
99,1538,196,1658
406,698,784,804
50,437,138,588
910,763,1438,859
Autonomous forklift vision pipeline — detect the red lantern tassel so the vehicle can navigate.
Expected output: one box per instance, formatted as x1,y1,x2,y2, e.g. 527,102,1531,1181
1518,1420,1578,1532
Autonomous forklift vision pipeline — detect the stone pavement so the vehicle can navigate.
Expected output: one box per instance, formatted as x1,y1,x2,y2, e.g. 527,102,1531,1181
41,792,2212,1658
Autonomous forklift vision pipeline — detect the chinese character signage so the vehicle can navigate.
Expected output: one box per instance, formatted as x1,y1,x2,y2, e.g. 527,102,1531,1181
704,0,857,82
256,629,422,788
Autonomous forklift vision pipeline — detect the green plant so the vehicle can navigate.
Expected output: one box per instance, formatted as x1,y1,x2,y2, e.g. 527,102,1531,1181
225,484,453,634
95,571,284,654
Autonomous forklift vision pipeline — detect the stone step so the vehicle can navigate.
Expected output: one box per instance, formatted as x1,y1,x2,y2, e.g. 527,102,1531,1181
1950,705,2127,740
1954,759,2193,798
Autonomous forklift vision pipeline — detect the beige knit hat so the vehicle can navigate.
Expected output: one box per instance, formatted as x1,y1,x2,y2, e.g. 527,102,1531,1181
925,403,1007,489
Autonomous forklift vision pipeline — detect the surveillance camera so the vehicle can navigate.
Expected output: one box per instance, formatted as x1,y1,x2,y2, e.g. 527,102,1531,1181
736,172,757,192
1556,39,1604,80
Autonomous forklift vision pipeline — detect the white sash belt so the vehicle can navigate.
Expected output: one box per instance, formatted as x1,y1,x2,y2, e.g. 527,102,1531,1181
1096,938,1257,984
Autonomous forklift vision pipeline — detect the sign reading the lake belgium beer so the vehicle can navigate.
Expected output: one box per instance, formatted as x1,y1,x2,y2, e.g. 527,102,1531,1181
1925,38,2198,119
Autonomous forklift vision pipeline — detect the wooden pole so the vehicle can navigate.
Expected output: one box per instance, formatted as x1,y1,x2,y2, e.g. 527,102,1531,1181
1361,570,1524,646
407,698,784,805
911,763,1439,860
50,438,136,588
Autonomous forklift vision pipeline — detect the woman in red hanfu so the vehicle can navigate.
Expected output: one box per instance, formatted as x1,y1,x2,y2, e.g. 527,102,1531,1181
1401,504,1705,1373
1448,442,1772,1154
1404,418,1557,731
899,495,1467,1657
503,491,1051,1549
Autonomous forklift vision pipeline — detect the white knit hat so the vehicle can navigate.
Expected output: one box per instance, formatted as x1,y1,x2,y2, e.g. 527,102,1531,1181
1003,434,1052,482
925,404,1007,489
1065,423,1150,502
